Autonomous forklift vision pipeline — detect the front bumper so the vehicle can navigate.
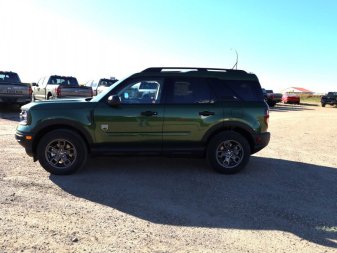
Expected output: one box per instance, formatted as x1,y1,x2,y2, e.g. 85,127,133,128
252,132,270,154
322,100,337,105
15,131,34,157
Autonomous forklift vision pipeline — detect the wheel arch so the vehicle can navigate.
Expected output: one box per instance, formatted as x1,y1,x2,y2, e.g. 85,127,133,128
202,122,255,154
32,120,93,159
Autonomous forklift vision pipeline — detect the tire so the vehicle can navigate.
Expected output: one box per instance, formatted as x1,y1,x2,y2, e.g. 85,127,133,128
321,103,326,107
37,129,88,175
207,131,251,174
268,101,276,107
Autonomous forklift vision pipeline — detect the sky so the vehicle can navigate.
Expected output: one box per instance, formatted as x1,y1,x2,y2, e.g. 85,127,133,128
1,0,337,93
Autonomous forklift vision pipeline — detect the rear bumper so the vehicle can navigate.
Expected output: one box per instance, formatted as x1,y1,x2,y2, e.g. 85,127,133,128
252,132,270,154
15,131,34,157
0,96,31,104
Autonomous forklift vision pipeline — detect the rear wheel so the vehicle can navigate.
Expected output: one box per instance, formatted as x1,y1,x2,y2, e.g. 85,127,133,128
37,129,88,175
207,131,251,174
321,103,326,107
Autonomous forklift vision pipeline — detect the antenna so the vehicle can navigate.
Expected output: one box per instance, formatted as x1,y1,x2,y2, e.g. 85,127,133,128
231,48,239,70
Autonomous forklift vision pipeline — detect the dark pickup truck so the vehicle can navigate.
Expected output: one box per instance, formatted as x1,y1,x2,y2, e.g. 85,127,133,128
262,89,282,107
321,92,337,107
0,71,32,105
32,75,93,101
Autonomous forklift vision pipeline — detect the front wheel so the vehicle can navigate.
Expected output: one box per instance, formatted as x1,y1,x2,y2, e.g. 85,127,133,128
207,131,251,174
321,103,326,107
37,129,88,175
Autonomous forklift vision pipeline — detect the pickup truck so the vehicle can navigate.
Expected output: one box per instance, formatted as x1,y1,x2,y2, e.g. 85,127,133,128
32,75,93,101
0,71,32,105
85,78,118,96
321,92,337,107
262,89,282,107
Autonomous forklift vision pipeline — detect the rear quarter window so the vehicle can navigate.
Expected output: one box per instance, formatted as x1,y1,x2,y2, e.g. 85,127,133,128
226,80,264,102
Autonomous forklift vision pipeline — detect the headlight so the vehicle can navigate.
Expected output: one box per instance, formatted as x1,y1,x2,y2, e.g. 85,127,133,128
19,110,31,125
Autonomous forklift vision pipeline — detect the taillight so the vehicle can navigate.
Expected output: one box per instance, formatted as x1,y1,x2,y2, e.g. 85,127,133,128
90,88,93,97
28,86,32,95
55,87,61,97
264,109,269,126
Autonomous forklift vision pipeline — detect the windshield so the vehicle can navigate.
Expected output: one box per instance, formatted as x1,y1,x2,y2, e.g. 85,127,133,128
0,72,21,83
91,77,126,102
99,79,118,87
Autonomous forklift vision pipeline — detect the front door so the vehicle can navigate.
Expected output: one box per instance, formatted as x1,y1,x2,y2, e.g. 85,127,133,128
34,77,47,100
93,78,164,153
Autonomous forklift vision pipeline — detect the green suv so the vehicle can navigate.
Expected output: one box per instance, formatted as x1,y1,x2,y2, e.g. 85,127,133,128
15,67,270,175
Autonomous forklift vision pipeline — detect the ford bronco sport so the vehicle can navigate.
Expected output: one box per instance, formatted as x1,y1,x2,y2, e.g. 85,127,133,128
15,67,270,175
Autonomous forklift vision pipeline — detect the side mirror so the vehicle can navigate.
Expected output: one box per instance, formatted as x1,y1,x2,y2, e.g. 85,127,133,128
31,83,38,87
107,95,121,107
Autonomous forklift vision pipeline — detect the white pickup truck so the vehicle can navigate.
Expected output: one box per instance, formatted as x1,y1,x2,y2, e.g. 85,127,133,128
0,71,32,105
32,75,93,101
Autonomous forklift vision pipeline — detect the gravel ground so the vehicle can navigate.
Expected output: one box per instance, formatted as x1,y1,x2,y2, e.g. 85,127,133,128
0,103,337,253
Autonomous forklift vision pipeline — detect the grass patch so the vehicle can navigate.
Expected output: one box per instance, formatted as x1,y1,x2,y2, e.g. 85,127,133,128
300,95,321,105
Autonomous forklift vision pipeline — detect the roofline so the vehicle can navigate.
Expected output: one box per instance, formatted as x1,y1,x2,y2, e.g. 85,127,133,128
141,67,248,74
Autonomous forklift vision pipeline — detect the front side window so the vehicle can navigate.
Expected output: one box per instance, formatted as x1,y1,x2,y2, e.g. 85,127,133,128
117,79,163,104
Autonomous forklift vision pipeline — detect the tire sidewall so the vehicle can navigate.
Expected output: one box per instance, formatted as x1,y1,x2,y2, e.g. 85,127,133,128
37,129,87,175
207,131,251,174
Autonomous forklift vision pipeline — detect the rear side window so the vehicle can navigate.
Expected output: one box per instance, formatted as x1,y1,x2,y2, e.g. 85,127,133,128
208,78,237,101
208,78,263,102
166,78,213,104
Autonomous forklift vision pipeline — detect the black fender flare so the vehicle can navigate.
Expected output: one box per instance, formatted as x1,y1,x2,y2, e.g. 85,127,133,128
31,119,94,153
202,121,256,149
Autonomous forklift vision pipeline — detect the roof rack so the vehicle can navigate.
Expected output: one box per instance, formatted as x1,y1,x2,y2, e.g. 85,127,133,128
141,67,247,74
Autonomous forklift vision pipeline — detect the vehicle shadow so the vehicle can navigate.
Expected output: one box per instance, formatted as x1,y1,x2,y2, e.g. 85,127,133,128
300,102,319,107
50,156,337,248
0,104,21,122
270,104,314,112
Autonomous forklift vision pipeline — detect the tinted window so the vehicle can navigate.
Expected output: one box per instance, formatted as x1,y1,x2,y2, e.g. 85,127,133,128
48,76,79,86
166,78,213,104
0,72,21,83
208,78,237,101
226,80,264,101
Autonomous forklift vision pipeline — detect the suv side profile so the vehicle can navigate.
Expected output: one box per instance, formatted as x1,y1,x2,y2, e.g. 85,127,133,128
16,67,270,175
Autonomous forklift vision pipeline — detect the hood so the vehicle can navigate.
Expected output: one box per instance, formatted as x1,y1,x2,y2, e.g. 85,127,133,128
21,98,93,111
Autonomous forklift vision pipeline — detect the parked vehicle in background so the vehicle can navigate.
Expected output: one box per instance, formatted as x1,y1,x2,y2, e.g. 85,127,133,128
321,92,337,107
262,89,282,107
0,71,32,106
32,75,93,101
16,67,270,175
282,93,300,104
85,78,118,96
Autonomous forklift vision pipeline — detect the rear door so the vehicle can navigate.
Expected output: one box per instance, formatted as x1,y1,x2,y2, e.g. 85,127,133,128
162,77,225,154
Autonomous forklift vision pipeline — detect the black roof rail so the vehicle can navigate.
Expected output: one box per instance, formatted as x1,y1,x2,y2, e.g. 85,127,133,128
141,67,247,74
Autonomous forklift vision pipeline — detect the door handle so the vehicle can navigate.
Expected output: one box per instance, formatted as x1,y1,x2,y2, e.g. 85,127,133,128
199,111,215,116
141,111,158,116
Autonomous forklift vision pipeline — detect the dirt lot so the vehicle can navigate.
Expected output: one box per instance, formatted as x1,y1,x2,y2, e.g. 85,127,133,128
1,103,337,253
